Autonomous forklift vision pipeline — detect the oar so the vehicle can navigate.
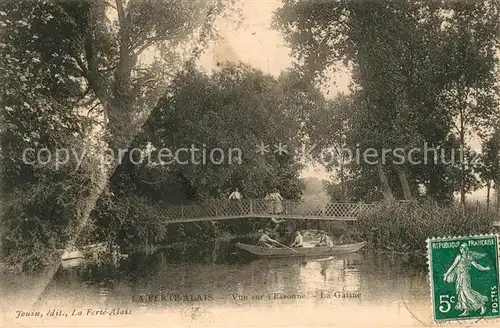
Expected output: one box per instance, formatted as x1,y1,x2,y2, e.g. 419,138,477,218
316,256,335,262
275,241,299,253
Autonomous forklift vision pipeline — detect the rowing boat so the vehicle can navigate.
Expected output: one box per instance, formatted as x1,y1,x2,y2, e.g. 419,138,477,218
236,241,367,257
61,249,84,261
60,248,85,269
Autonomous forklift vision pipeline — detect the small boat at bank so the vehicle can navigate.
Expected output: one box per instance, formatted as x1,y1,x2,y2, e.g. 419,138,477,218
236,241,367,258
61,249,84,261
60,247,85,269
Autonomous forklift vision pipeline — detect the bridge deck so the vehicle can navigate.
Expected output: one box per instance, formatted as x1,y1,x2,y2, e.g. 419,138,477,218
154,199,500,226
157,199,371,224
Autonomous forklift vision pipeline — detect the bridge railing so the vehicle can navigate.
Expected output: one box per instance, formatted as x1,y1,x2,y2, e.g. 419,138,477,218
158,199,373,222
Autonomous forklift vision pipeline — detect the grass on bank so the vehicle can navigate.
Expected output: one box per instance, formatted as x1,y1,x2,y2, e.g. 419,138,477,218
354,200,498,257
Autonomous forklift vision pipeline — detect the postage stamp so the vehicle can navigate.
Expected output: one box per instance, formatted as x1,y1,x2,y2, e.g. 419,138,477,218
427,234,500,323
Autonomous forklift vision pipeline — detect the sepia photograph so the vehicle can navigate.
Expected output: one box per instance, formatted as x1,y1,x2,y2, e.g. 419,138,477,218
1,0,500,327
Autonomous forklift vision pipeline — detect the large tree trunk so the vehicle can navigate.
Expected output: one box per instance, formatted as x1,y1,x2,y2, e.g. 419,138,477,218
339,157,346,202
395,166,412,200
459,108,466,207
496,184,500,214
28,0,223,310
486,180,491,213
377,162,395,201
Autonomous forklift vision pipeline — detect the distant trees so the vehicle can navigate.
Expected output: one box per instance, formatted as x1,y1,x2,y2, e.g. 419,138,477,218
479,129,500,212
274,0,499,205
86,63,321,248
135,63,313,201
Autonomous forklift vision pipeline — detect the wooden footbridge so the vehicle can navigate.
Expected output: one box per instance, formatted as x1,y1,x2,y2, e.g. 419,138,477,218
157,199,372,224
154,198,500,227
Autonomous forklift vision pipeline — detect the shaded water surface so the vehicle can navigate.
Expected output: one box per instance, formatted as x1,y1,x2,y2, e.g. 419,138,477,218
5,242,494,327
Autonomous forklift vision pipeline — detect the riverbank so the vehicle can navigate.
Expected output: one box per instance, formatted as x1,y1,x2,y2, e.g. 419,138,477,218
4,200,496,274
354,200,497,259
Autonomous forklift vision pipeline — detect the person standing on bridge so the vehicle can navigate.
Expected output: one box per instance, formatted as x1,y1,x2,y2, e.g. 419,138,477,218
265,192,273,214
229,187,242,200
228,187,243,213
269,188,283,214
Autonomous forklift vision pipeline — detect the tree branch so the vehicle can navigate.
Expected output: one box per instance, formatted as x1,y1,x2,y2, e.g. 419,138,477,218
70,52,88,77
106,0,117,10
87,102,102,116
134,36,167,56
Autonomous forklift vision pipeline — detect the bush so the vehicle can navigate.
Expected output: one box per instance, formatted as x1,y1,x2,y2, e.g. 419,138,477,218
354,200,497,257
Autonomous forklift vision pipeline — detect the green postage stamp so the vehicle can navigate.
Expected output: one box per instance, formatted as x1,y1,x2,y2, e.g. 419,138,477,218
427,234,500,323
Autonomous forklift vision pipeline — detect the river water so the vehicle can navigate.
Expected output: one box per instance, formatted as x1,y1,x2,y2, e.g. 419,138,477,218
3,246,498,327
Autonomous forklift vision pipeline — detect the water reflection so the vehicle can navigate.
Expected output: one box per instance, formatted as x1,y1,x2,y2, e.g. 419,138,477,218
36,251,392,309
4,248,446,327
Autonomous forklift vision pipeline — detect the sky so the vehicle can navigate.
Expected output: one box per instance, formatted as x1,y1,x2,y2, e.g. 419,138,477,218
197,0,489,201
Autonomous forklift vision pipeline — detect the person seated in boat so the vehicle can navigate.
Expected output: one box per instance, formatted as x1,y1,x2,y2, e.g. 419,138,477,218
316,230,334,247
290,230,304,248
258,229,282,248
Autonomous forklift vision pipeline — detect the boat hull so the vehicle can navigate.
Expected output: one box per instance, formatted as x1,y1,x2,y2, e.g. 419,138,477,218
61,250,84,261
236,241,366,257
61,257,84,269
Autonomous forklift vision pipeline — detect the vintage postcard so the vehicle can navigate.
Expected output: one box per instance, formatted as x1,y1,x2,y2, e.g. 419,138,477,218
1,0,500,327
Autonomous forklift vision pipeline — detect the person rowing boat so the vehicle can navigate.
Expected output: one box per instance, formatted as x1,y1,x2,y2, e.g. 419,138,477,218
258,229,283,248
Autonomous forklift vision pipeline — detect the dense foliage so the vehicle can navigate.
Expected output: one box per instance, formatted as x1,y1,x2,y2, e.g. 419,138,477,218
274,0,500,204
83,63,319,249
2,0,499,272
1,0,231,271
